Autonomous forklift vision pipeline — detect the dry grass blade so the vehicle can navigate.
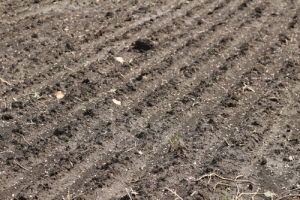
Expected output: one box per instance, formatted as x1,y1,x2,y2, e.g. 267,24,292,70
13,160,30,171
195,173,251,184
0,77,12,86
236,187,263,199
21,135,31,146
63,188,83,200
164,187,183,200
125,188,133,200
195,173,259,200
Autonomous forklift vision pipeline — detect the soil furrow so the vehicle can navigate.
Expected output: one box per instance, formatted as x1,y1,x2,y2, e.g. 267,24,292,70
197,57,300,198
110,0,275,133
0,0,185,92
0,0,260,197
0,0,239,195
127,10,300,200
0,2,115,42
49,2,300,199
142,5,297,155
1,0,234,150
0,0,212,103
0,0,241,197
1,0,300,199
211,36,300,195
0,0,276,194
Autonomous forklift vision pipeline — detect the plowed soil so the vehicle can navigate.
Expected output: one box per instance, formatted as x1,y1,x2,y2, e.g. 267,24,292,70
1,0,300,199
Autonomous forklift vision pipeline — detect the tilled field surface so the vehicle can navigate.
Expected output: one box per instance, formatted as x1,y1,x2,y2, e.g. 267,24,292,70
1,0,300,199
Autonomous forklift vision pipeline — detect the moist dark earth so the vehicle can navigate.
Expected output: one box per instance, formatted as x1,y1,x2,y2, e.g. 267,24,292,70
0,0,300,199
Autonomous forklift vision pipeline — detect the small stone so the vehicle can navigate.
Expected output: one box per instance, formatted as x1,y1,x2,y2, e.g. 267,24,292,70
260,157,267,165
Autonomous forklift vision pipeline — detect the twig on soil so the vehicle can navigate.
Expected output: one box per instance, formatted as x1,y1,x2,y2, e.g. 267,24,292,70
66,188,71,200
276,194,300,200
13,160,30,171
125,188,133,200
126,141,137,152
275,188,300,200
242,83,255,93
63,187,83,200
223,137,233,147
131,177,147,183
278,187,300,196
195,173,259,199
0,150,14,154
195,173,251,184
63,65,72,70
125,146,136,152
214,182,232,191
73,96,83,102
164,187,183,200
236,187,263,199
130,188,139,195
25,120,36,125
190,191,197,196
21,135,31,146
0,77,12,86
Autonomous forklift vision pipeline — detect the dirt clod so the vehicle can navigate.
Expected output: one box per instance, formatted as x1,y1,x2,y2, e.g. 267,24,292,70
132,38,154,52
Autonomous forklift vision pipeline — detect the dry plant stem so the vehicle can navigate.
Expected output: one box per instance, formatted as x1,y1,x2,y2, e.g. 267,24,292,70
0,150,14,154
0,77,12,86
223,137,233,146
196,173,258,199
164,187,183,200
13,160,29,171
66,188,71,200
73,96,83,102
190,191,197,196
214,181,232,191
237,188,262,199
72,193,83,199
242,83,255,92
236,183,240,198
125,188,133,200
279,187,300,195
126,141,137,152
276,194,300,200
131,188,139,195
131,177,147,183
64,188,83,200
195,173,251,184
126,146,136,152
21,135,31,146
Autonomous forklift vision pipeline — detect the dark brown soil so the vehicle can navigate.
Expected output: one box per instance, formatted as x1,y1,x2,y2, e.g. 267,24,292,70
1,0,300,199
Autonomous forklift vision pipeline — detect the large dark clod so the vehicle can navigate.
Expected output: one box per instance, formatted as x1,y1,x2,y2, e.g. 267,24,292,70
2,114,13,120
132,39,154,52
